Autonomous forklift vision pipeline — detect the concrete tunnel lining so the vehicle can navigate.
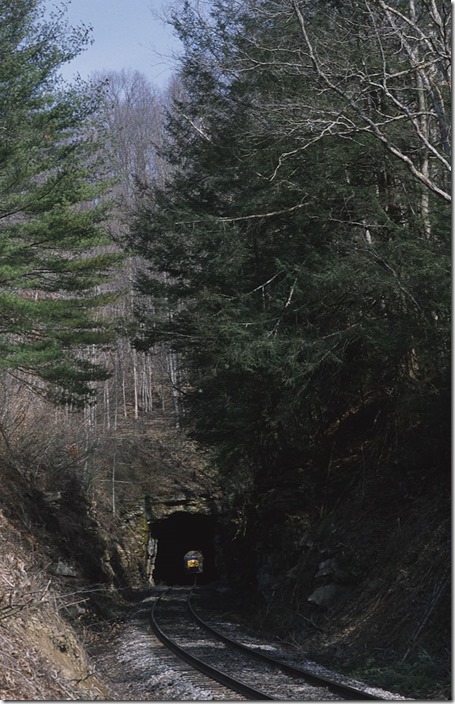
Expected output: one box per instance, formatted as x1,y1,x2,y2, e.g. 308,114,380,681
151,511,218,585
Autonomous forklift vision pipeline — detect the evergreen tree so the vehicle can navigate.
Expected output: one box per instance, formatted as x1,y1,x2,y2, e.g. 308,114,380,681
0,0,120,405
131,0,450,503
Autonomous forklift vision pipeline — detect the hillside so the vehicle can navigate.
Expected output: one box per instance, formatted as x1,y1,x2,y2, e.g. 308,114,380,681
0,402,450,700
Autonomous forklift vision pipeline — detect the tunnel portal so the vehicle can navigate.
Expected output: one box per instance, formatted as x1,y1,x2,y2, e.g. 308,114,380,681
151,512,218,585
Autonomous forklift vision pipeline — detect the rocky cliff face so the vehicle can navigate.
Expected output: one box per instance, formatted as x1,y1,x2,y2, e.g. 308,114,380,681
217,471,450,699
0,475,118,700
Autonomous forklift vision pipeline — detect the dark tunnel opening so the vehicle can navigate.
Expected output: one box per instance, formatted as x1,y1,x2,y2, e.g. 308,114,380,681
151,512,219,585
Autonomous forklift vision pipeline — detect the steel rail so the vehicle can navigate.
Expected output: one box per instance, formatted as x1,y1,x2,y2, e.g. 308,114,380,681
150,588,278,700
187,590,386,701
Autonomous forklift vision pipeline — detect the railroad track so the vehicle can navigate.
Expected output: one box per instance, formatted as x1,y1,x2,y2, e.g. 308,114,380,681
150,586,387,701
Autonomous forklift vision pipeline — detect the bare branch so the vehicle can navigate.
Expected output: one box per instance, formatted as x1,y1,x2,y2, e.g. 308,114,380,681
288,0,451,202
176,199,308,225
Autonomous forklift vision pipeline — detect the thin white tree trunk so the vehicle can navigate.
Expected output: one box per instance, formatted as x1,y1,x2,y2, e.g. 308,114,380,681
132,347,139,419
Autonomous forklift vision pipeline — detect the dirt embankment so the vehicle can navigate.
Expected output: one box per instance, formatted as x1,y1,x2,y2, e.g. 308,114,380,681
0,507,113,700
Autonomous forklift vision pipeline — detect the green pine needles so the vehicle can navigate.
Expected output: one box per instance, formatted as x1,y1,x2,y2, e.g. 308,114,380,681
0,0,121,406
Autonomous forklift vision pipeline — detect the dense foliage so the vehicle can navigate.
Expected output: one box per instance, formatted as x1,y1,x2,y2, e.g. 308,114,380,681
130,0,450,510
0,0,120,405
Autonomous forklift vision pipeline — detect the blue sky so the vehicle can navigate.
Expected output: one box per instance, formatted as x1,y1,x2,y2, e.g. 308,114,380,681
44,0,182,90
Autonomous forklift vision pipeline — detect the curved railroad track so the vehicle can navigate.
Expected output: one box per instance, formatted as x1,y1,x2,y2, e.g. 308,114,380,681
150,586,387,701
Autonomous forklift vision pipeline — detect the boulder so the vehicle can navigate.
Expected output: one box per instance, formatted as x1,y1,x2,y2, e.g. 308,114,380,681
54,560,78,577
315,558,339,578
315,558,355,584
307,583,347,607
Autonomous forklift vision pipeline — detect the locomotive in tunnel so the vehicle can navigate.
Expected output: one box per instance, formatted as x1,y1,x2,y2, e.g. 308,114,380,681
184,550,204,575
150,511,218,585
